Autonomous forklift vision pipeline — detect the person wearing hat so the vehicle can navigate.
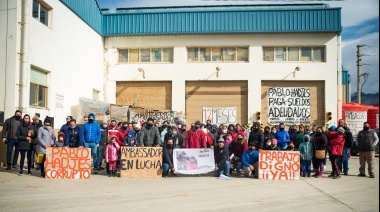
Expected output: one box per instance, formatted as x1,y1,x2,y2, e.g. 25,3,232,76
60,115,73,133
37,116,56,177
299,135,313,177
241,142,259,178
214,138,230,177
248,122,264,150
54,132,65,147
328,127,346,179
185,120,206,149
81,113,101,174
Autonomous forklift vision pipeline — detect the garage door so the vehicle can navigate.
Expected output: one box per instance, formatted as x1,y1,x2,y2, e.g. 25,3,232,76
186,81,248,126
116,81,172,111
261,81,325,127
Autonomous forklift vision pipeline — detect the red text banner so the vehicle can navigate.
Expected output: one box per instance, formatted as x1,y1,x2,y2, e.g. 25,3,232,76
259,150,300,180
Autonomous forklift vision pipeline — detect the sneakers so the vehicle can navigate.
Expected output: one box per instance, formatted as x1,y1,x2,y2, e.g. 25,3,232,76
358,174,366,177
316,174,322,178
343,172,348,176
328,174,336,178
312,173,319,177
18,171,23,176
333,175,341,179
370,175,375,178
28,171,32,176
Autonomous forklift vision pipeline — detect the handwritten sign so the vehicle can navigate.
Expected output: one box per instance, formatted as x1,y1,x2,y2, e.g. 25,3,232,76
45,147,91,179
259,150,300,180
173,149,215,174
267,87,310,125
345,111,367,142
202,107,237,125
120,147,162,178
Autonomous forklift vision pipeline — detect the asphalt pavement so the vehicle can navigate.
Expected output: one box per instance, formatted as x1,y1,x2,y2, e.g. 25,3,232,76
0,156,378,212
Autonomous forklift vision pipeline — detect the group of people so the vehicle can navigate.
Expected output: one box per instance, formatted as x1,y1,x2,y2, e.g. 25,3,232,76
1,110,378,179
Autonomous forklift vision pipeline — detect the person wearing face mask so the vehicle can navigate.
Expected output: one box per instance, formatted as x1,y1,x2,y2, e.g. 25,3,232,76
140,118,161,147
164,125,181,148
99,119,108,171
64,119,83,148
328,127,345,179
232,132,248,173
160,121,169,146
209,124,219,147
16,114,37,175
356,122,379,178
275,123,290,151
31,116,43,170
293,124,306,150
37,116,56,177
54,132,65,147
107,120,120,138
162,137,176,177
81,113,101,174
248,122,264,150
185,120,206,149
242,142,259,178
263,126,274,143
117,122,129,147
2,110,22,170
214,138,230,177
270,126,277,137
299,135,313,177
59,116,73,133
336,119,353,175
311,127,327,178
288,125,299,141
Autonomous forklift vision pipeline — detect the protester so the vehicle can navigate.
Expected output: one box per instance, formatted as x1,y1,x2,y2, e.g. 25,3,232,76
286,141,295,151
312,127,328,178
162,137,176,177
99,119,108,171
225,132,235,156
248,122,264,150
117,122,129,147
105,135,120,177
125,130,139,146
37,116,55,178
299,135,313,177
185,120,206,149
64,119,83,147
81,113,101,174
160,121,169,145
288,125,299,141
107,120,120,137
16,114,37,175
164,125,183,148
336,119,353,175
31,115,43,170
242,142,259,178
328,127,345,179
232,133,248,173
59,116,73,133
203,128,214,149
214,138,230,177
356,122,379,178
275,123,290,150
140,118,161,147
270,126,277,137
54,132,65,147
209,124,219,147
293,124,306,150
242,124,250,138
205,119,212,131
309,125,318,172
2,110,22,169
263,126,273,143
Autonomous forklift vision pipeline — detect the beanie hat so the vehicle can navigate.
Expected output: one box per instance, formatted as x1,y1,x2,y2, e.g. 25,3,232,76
271,138,278,145
44,116,51,124
218,137,225,143
248,142,255,146
58,132,65,139
32,116,39,121
328,125,337,131
337,127,345,134
128,130,135,137
194,120,201,125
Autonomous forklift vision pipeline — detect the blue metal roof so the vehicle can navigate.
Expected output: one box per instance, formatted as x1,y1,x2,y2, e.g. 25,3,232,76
59,1,342,36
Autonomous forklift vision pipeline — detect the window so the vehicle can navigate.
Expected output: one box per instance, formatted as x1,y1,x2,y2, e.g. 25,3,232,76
152,48,162,62
212,48,223,61
188,48,198,62
263,46,325,62
140,49,150,62
275,47,286,61
313,47,325,62
32,0,51,27
187,47,249,62
119,50,128,63
199,47,211,62
301,47,312,61
30,67,48,108
263,47,274,61
129,49,139,62
118,48,173,63
288,47,299,61
237,47,248,62
224,47,236,62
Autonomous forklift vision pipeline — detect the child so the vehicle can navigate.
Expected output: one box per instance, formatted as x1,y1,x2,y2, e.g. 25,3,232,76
299,135,313,177
105,136,120,177
124,130,139,146
54,132,65,147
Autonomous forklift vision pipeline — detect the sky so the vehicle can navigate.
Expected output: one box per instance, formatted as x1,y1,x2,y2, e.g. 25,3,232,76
97,0,379,94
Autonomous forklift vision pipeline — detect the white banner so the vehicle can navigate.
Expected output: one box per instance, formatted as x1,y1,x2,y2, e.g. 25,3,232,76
173,149,215,174
345,111,367,142
267,87,311,125
202,107,237,125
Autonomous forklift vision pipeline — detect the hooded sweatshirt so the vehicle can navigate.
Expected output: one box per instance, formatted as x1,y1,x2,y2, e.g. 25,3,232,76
105,136,120,163
81,113,101,144
248,122,264,149
299,135,313,160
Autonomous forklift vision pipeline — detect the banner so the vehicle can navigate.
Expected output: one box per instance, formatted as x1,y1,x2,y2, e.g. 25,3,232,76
345,111,367,142
120,147,162,178
202,107,237,125
267,87,310,125
259,150,300,180
45,147,91,179
173,149,215,174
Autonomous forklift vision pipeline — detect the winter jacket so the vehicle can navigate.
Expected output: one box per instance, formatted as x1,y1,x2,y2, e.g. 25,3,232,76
60,122,70,134
248,129,264,149
140,125,161,147
242,149,259,167
299,141,313,160
125,135,139,146
357,130,379,152
37,126,56,154
228,140,236,157
32,121,43,145
185,129,206,148
275,129,290,149
338,126,353,148
326,131,337,142
163,144,175,169
16,121,37,151
329,134,345,156
2,116,21,140
160,129,168,145
81,113,101,144
105,139,120,163
312,133,328,152
107,125,120,137
293,133,306,150
288,129,298,140
205,133,213,147
264,145,279,151
263,132,274,143
214,145,229,170
117,128,128,146
234,139,248,159
65,126,82,147
99,126,108,146
164,132,184,148
53,141,65,147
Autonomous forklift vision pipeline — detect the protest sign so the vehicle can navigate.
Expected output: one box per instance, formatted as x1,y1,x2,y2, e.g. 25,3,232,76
345,111,367,141
259,150,300,180
173,149,215,174
120,147,162,178
202,107,237,125
45,147,91,179
267,87,310,125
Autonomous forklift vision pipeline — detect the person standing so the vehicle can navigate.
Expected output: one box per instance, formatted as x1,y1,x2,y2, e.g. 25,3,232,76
275,123,290,151
299,135,313,177
81,113,101,174
336,119,353,175
214,138,230,177
105,135,120,177
293,124,306,150
2,110,22,170
328,127,345,179
16,114,37,175
31,115,43,170
248,122,264,150
356,122,379,178
164,125,183,148
232,133,248,173
37,117,56,178
98,120,108,171
263,126,274,144
59,116,73,133
140,118,161,147
185,120,206,149
162,137,176,177
64,119,83,147
241,142,259,178
312,127,328,178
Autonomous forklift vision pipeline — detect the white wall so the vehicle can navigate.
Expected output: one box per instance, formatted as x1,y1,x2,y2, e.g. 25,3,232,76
105,33,339,124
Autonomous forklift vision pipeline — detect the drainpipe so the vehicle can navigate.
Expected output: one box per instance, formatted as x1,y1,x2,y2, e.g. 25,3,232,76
337,34,342,120
19,0,30,112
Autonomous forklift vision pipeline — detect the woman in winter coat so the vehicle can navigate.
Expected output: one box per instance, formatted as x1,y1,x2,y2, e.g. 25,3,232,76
312,127,328,178
232,133,248,172
16,114,37,175
328,127,345,179
105,135,120,177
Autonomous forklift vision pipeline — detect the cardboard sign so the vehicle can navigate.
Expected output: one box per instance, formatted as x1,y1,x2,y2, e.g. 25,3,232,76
173,149,215,175
259,150,300,180
120,147,162,178
45,147,91,179
202,107,237,125
345,111,367,142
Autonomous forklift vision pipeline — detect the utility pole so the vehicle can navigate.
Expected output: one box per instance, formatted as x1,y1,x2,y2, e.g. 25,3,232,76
356,44,366,104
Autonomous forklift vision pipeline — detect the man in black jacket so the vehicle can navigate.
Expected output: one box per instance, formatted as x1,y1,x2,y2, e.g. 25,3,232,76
336,119,353,175
162,137,176,177
248,122,264,150
164,125,183,148
2,110,22,170
214,138,230,177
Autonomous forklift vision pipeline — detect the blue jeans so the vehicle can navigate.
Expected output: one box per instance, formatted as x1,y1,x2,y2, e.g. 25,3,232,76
97,145,105,168
19,150,32,172
214,161,231,177
338,147,350,173
162,163,170,176
84,143,98,169
7,139,19,166
301,160,311,175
